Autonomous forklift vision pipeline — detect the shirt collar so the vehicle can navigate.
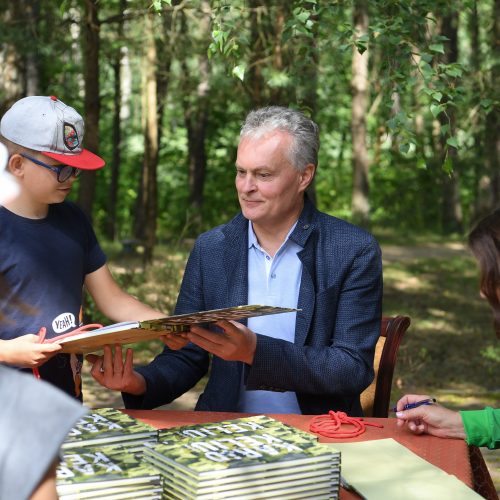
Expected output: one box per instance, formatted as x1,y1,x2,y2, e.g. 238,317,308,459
247,220,299,250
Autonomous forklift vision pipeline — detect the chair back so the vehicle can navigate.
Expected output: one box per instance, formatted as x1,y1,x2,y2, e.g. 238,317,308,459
360,315,411,417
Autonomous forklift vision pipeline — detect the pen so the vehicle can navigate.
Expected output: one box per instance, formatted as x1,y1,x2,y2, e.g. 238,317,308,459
391,398,436,413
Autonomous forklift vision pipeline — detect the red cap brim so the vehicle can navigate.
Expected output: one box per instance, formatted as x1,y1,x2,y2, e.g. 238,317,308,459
42,149,105,170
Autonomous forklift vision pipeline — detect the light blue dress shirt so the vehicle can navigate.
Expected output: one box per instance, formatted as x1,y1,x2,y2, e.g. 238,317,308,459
237,221,303,413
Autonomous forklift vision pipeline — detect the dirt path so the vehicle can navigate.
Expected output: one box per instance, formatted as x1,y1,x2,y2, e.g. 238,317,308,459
381,242,469,262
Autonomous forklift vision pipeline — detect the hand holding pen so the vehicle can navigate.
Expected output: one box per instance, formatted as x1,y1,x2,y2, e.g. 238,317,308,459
394,394,466,440
391,397,436,413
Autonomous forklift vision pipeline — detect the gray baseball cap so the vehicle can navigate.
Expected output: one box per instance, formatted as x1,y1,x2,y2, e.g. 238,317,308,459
0,95,105,169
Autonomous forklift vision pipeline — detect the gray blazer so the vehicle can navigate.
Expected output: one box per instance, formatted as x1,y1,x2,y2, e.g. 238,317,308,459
124,197,383,416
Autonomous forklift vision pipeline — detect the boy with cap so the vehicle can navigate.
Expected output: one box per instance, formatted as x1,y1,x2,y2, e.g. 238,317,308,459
0,95,163,399
0,141,88,500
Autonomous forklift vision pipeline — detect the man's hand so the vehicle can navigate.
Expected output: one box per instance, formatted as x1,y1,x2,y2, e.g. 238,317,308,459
159,332,190,350
188,320,257,364
86,344,146,395
0,335,62,368
395,394,466,440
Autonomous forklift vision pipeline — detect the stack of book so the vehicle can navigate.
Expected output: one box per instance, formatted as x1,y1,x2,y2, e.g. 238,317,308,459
144,415,340,499
62,408,158,453
57,444,162,500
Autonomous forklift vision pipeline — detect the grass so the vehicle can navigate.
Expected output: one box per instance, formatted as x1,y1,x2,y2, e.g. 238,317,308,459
383,254,499,409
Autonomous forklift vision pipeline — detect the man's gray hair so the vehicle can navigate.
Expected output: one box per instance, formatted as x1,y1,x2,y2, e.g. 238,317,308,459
240,106,319,172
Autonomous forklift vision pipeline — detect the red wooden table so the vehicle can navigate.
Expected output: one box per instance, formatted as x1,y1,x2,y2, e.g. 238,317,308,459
123,409,494,499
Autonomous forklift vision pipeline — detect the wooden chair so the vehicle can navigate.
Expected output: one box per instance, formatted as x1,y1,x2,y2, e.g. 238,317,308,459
361,315,411,417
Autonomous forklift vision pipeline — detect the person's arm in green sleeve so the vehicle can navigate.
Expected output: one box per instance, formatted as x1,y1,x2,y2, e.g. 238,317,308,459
460,407,500,449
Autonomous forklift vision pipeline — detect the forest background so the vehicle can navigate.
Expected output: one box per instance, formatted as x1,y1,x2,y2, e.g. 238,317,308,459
1,0,498,488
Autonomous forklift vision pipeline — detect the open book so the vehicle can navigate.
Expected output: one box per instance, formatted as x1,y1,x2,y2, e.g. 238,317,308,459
49,305,298,354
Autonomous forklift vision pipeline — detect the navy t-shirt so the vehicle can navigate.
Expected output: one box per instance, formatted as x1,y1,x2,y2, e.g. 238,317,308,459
0,201,106,399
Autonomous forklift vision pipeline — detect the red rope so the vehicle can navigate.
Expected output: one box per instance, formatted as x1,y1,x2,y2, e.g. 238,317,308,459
309,410,383,438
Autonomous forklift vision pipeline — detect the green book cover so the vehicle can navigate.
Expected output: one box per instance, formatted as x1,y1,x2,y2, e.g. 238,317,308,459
158,415,317,444
149,415,340,499
146,428,339,479
56,445,161,493
63,408,157,449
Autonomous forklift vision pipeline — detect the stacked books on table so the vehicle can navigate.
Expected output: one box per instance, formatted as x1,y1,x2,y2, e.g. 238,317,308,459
62,408,158,453
144,415,341,499
56,444,162,500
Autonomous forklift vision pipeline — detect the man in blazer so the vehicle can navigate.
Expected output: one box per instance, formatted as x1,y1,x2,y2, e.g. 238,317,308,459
90,106,383,416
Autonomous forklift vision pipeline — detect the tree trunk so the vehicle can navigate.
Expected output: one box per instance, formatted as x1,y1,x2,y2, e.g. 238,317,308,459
247,0,265,108
134,11,159,264
23,0,40,95
439,11,463,234
351,0,370,227
105,0,126,241
0,1,25,114
181,1,211,232
156,6,175,136
77,0,101,219
484,0,500,207
468,1,490,219
270,1,293,105
301,2,319,206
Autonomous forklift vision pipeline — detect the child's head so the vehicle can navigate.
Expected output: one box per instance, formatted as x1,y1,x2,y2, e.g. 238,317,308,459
468,209,500,338
0,95,105,169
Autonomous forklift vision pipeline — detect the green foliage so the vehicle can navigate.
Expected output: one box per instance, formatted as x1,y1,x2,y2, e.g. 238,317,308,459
152,0,172,10
83,243,188,325
0,0,497,238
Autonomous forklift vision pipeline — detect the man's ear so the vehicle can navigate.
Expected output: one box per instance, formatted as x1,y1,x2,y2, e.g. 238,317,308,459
299,163,316,191
7,154,24,179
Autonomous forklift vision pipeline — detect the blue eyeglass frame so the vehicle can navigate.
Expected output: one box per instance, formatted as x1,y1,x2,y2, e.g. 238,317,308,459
20,153,81,183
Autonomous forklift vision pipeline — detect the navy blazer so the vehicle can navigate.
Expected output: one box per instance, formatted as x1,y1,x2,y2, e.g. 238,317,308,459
124,198,383,416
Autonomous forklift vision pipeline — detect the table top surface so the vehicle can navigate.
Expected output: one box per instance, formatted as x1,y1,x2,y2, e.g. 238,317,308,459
123,409,474,499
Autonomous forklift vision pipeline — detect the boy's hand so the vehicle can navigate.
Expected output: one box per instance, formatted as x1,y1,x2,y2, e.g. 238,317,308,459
86,344,146,396
0,334,62,368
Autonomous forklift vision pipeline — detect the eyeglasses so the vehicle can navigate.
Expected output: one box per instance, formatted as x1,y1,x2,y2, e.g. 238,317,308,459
20,153,81,183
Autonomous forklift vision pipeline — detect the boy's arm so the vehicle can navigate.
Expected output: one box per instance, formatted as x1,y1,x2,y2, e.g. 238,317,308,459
84,265,163,322
0,335,62,368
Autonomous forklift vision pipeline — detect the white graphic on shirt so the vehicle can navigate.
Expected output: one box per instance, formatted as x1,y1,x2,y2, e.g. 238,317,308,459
52,312,77,333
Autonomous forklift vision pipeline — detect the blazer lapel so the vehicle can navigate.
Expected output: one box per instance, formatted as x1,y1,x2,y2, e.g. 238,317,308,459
290,197,317,346
222,214,249,310
221,215,249,405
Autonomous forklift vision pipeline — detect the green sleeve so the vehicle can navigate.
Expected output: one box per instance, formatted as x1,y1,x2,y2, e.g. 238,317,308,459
460,407,500,450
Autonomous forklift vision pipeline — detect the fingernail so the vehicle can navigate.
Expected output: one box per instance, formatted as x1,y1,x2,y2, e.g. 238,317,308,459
396,411,404,418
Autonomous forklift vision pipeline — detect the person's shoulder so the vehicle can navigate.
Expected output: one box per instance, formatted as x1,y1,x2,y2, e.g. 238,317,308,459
194,212,246,244
314,209,378,245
